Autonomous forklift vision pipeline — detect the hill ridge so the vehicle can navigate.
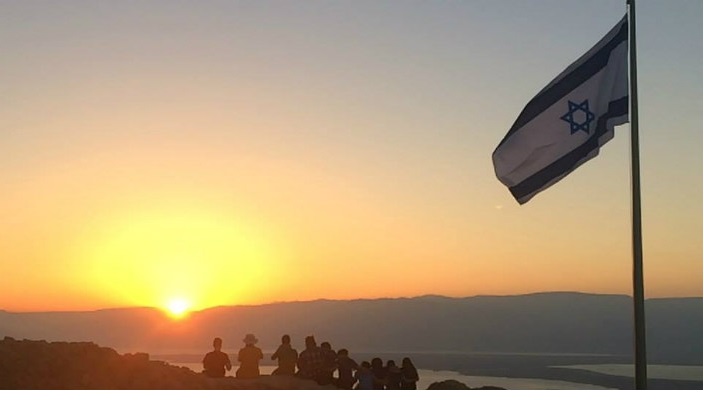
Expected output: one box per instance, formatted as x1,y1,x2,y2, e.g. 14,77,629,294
0,292,700,364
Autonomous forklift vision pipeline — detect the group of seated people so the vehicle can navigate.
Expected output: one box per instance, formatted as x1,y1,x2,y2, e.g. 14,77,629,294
202,334,420,389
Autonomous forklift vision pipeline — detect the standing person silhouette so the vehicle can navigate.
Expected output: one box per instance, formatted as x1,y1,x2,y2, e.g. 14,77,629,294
202,337,232,378
236,334,263,378
271,334,298,375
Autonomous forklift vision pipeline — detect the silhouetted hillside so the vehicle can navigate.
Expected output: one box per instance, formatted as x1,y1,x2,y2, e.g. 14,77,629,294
0,293,700,364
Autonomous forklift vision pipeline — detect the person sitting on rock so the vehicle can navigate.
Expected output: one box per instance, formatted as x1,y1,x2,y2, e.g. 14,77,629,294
271,334,298,375
296,335,325,384
371,357,387,389
202,337,232,378
236,333,263,378
385,359,402,389
319,341,337,385
400,357,419,389
335,348,358,389
354,361,374,390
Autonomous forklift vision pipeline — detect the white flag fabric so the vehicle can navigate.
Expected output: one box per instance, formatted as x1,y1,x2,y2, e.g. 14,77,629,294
492,15,629,204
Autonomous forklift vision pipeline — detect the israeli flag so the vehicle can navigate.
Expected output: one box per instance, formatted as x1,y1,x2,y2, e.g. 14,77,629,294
493,15,629,204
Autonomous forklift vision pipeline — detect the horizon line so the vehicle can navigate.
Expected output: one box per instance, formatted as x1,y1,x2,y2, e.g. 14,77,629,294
2,290,701,314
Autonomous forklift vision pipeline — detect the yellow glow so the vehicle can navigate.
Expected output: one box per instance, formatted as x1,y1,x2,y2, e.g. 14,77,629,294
165,298,191,319
75,205,285,311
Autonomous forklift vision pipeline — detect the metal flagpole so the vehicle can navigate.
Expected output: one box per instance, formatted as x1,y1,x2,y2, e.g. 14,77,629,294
626,0,647,390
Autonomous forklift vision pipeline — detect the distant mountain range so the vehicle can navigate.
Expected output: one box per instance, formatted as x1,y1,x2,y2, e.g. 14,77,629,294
1,292,701,364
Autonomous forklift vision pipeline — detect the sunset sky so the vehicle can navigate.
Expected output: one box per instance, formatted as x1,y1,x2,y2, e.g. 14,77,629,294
0,0,701,313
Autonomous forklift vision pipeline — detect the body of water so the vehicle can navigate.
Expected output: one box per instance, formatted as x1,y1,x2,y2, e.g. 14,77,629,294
152,350,702,390
553,364,703,382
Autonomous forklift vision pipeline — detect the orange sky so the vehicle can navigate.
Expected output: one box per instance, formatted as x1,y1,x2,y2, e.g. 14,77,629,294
0,1,701,312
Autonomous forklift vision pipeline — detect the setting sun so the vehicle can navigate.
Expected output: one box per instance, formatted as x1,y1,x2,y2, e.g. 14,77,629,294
165,298,191,319
71,206,286,312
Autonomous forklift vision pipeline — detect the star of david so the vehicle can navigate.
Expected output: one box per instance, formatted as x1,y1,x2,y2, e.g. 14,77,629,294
560,99,595,134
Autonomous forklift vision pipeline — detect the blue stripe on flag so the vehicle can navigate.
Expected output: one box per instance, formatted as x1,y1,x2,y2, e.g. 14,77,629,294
508,96,629,201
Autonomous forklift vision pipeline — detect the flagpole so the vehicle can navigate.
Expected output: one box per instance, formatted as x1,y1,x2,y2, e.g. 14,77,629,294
627,0,647,390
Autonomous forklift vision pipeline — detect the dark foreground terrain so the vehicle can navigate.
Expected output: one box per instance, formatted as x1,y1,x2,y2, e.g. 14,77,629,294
0,337,335,389
0,337,505,390
3,337,700,390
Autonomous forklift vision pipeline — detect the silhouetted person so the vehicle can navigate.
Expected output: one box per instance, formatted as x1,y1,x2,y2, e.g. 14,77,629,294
370,357,386,389
271,334,298,375
319,341,337,385
296,335,325,384
385,359,402,389
236,334,263,378
202,337,232,378
400,357,419,390
354,361,374,390
335,348,358,389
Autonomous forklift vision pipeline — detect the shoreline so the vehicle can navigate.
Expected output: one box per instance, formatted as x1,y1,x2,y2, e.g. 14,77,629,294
156,352,703,390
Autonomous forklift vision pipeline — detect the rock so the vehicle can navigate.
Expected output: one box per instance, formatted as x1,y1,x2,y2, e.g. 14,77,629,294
202,375,337,390
427,379,472,390
426,379,506,390
0,337,336,389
